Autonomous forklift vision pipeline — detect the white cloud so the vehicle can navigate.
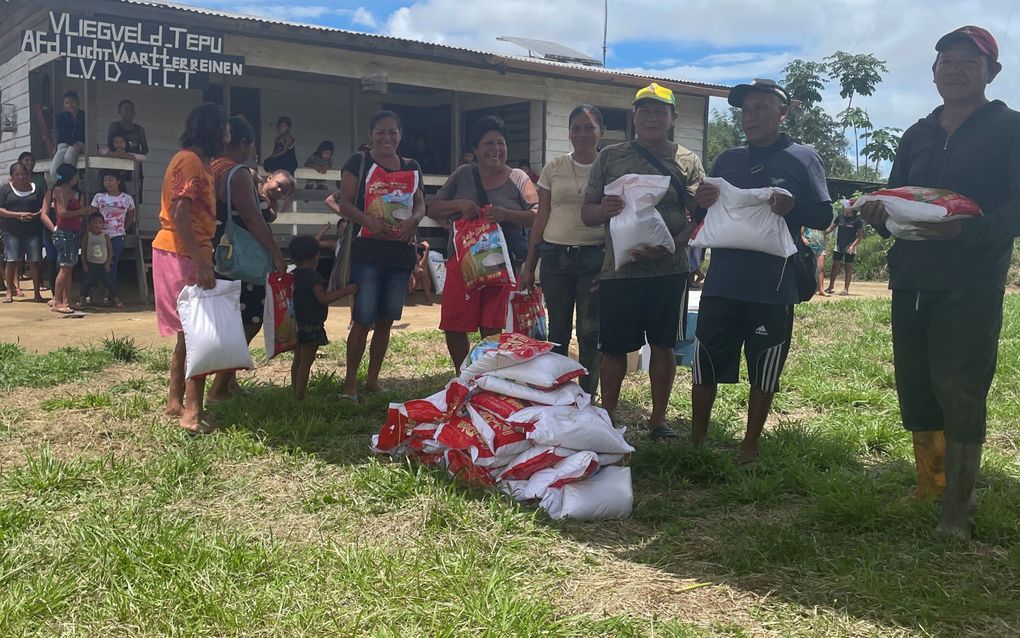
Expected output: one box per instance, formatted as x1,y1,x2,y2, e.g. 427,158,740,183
376,0,1020,134
350,7,378,30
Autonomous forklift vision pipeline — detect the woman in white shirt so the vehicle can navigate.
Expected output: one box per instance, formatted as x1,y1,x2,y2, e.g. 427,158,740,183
518,105,605,395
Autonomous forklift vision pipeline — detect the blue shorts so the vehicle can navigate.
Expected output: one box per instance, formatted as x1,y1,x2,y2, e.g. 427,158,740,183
51,229,80,267
350,260,411,326
3,231,43,263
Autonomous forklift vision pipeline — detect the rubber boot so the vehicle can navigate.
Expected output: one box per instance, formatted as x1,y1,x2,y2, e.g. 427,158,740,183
935,441,983,540
911,431,946,500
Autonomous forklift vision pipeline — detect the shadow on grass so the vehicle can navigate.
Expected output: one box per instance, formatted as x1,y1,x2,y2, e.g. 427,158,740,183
551,421,1020,637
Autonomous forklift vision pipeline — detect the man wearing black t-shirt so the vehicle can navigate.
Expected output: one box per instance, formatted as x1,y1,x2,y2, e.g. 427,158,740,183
860,26,1020,539
692,79,832,464
825,208,864,295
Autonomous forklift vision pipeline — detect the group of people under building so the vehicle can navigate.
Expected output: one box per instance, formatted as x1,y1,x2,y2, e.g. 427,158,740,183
6,25,1013,542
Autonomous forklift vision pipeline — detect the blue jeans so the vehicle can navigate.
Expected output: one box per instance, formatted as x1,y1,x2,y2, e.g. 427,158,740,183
110,235,125,282
538,243,603,395
51,229,79,267
350,260,411,326
3,230,43,263
80,263,119,299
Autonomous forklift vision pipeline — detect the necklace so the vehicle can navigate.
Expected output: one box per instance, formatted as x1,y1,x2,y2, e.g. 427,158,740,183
568,153,590,195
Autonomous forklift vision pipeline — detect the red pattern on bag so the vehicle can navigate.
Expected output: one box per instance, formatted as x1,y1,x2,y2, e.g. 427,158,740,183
265,272,297,359
859,187,982,216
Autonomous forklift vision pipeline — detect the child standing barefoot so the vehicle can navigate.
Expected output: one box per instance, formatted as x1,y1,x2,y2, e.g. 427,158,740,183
78,213,117,308
289,236,356,399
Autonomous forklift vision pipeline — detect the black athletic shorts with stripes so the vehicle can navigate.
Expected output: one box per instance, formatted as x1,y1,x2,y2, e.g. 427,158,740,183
692,296,794,393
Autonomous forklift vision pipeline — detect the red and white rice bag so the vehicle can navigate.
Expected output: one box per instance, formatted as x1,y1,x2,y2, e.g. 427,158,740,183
445,449,497,486
263,272,297,359
460,332,555,381
540,466,634,520
486,352,586,390
452,208,515,293
360,164,420,240
371,403,410,454
519,451,599,500
475,376,590,408
466,405,531,463
469,391,532,420
434,414,497,467
506,289,548,341
510,405,634,454
497,445,575,481
850,186,982,241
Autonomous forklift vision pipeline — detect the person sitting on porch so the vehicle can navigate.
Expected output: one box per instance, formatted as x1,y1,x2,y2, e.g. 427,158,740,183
429,115,538,375
263,116,298,175
50,91,85,179
304,140,334,190
105,99,149,203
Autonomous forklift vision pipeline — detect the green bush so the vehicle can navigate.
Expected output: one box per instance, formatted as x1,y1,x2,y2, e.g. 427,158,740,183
849,227,895,281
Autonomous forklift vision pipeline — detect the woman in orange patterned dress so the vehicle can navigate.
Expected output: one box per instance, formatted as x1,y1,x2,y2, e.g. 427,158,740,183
151,103,229,434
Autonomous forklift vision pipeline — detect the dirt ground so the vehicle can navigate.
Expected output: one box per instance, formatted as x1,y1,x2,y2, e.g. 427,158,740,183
0,280,894,354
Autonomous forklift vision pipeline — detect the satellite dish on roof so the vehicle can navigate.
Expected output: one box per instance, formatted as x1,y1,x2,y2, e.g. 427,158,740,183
497,36,603,67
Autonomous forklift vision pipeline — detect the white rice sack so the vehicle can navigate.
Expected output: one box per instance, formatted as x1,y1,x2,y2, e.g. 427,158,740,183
486,352,586,390
540,466,634,520
475,375,590,408
427,250,447,294
689,176,797,258
509,405,634,454
177,280,255,380
520,451,599,500
605,174,675,269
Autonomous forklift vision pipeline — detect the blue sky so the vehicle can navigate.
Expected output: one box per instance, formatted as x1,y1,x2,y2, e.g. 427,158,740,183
187,0,1020,137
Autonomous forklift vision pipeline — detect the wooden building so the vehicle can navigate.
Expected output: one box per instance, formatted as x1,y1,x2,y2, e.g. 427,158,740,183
1,0,728,253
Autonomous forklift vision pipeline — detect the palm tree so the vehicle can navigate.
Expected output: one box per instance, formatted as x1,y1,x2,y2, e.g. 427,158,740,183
837,107,873,173
860,127,903,178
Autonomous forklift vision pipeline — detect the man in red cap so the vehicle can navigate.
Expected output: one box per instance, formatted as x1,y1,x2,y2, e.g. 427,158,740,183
860,26,1020,540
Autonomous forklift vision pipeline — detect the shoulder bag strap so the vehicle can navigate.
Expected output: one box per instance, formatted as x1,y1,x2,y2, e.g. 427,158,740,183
471,164,491,208
630,141,690,209
224,163,246,236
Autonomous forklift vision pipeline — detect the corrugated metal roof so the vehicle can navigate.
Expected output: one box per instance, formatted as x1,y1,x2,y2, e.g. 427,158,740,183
110,0,730,94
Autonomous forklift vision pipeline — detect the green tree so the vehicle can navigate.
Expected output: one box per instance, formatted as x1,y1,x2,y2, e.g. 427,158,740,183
705,107,743,169
860,126,902,177
781,59,852,177
824,51,889,107
837,106,873,172
825,51,887,172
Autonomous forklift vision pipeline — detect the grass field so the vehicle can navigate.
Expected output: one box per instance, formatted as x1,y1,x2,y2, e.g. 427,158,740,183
2,297,1019,637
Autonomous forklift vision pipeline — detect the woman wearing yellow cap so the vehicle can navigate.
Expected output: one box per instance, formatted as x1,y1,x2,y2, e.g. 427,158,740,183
518,105,605,396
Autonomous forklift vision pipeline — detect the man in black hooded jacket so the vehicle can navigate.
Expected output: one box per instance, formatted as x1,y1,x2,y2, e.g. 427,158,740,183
861,25,1020,540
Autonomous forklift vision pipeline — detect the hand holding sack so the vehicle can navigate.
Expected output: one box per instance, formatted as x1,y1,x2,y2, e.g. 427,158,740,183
604,174,676,269
264,272,297,359
452,207,516,294
850,186,982,240
177,279,255,380
689,176,798,257
359,164,420,240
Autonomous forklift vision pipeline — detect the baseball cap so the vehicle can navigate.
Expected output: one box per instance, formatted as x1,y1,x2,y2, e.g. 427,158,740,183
936,25,999,62
728,78,791,108
633,83,676,108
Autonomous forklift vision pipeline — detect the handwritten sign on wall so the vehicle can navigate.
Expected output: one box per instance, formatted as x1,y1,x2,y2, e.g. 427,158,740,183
21,11,245,90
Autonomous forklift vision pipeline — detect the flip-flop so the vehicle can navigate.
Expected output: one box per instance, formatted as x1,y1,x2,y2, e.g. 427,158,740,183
180,419,217,436
51,306,75,314
839,291,850,296
2,299,12,304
